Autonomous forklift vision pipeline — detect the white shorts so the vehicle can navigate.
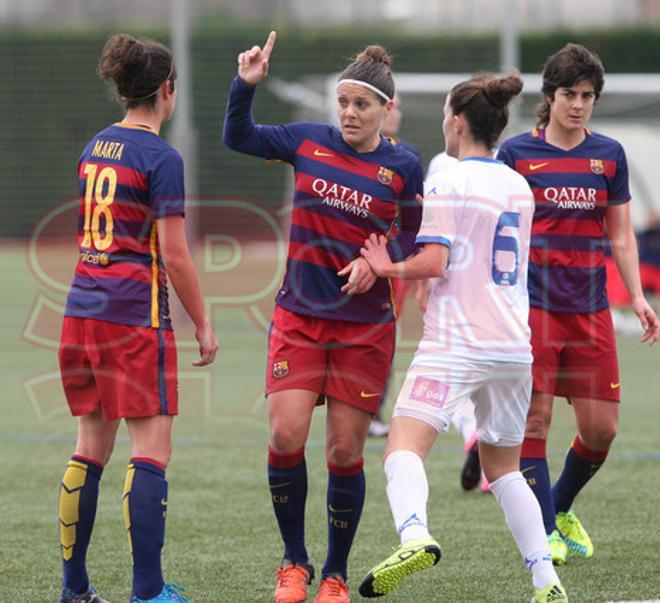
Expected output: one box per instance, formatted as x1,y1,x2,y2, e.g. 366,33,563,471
393,359,532,447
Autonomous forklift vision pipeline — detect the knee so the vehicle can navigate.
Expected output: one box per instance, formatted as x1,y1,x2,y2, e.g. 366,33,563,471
269,421,305,453
326,438,362,467
76,440,115,467
525,408,552,440
580,423,617,451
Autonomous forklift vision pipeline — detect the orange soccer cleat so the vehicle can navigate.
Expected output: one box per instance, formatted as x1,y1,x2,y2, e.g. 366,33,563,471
313,574,350,603
274,561,314,603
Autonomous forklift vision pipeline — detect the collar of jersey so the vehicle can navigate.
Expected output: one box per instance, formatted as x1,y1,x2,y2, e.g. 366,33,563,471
461,156,501,164
114,122,159,135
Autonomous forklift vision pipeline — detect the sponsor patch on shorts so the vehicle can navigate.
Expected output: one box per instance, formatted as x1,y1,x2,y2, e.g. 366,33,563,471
409,376,449,407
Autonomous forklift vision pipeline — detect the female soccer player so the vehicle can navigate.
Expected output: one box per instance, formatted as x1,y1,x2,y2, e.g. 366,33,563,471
357,73,568,603
223,32,423,603
57,34,218,603
497,43,659,566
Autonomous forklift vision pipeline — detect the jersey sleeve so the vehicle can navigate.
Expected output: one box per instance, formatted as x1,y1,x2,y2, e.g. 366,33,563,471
150,149,185,218
608,143,631,205
386,160,424,261
222,75,308,163
416,176,459,249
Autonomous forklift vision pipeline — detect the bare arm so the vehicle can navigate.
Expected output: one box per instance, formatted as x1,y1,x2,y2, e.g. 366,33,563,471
360,234,448,280
606,203,659,345
157,215,219,365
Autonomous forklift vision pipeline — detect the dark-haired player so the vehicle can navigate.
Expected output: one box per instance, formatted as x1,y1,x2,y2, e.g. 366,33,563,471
358,72,567,603
498,43,659,566
57,33,217,603
223,31,422,603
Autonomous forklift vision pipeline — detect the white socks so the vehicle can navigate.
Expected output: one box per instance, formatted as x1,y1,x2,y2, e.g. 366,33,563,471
490,471,560,590
384,450,431,544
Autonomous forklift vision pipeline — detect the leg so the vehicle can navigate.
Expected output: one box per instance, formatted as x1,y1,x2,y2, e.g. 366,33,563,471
268,389,318,566
383,416,438,542
483,444,560,593
123,415,174,600
550,397,617,559
474,365,562,598
520,392,558,536
553,397,617,511
321,397,372,580
358,417,441,599
60,412,119,596
451,402,481,491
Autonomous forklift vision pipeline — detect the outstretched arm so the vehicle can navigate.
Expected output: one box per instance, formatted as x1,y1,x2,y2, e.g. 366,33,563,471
223,31,300,160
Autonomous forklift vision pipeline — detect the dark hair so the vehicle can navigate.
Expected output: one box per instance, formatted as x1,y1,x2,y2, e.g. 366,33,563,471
449,73,523,148
98,33,176,109
536,43,604,127
338,45,394,105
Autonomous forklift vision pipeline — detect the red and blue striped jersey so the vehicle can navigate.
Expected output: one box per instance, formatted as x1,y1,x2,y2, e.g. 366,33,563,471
223,76,423,323
64,123,185,329
497,128,630,313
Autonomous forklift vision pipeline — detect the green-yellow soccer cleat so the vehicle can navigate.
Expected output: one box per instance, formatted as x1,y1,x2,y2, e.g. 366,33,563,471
531,583,568,603
556,510,593,558
547,530,568,566
358,538,441,598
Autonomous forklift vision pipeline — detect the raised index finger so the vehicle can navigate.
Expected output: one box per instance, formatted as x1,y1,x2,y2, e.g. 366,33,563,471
262,30,277,59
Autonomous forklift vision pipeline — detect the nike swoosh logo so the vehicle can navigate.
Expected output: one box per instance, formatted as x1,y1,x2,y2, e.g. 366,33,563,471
161,498,168,506
269,481,292,490
313,149,334,157
329,505,354,513
521,466,536,474
610,382,621,389
529,162,549,171
360,391,380,398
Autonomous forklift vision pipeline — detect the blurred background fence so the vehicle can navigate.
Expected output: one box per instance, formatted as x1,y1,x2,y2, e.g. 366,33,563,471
3,1,660,238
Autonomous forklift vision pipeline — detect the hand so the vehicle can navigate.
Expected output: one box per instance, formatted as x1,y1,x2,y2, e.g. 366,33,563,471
337,257,377,295
360,233,394,278
631,295,660,345
237,30,276,86
193,321,219,366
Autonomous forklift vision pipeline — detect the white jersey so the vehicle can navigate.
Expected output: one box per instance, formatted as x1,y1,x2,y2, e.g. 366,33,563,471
416,157,534,365
426,151,458,179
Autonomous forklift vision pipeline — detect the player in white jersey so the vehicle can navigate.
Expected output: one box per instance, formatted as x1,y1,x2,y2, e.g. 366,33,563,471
357,73,568,603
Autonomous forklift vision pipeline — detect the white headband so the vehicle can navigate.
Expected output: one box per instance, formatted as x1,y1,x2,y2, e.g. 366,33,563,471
337,78,392,102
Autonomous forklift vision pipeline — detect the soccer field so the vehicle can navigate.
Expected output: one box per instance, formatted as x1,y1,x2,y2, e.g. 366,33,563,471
1,241,659,603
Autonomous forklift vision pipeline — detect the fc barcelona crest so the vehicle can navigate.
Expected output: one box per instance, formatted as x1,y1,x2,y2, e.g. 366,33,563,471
590,159,605,175
272,360,289,379
377,166,394,185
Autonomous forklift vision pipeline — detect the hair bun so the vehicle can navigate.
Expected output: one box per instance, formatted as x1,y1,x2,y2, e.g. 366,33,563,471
355,45,391,67
483,74,523,108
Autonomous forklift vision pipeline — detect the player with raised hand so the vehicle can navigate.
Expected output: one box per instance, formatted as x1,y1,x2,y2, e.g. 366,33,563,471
497,43,660,566
224,31,423,603
57,33,218,603
357,73,568,603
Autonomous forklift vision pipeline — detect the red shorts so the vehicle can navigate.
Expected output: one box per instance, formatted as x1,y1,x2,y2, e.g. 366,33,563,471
266,306,396,413
529,307,620,402
59,317,178,421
